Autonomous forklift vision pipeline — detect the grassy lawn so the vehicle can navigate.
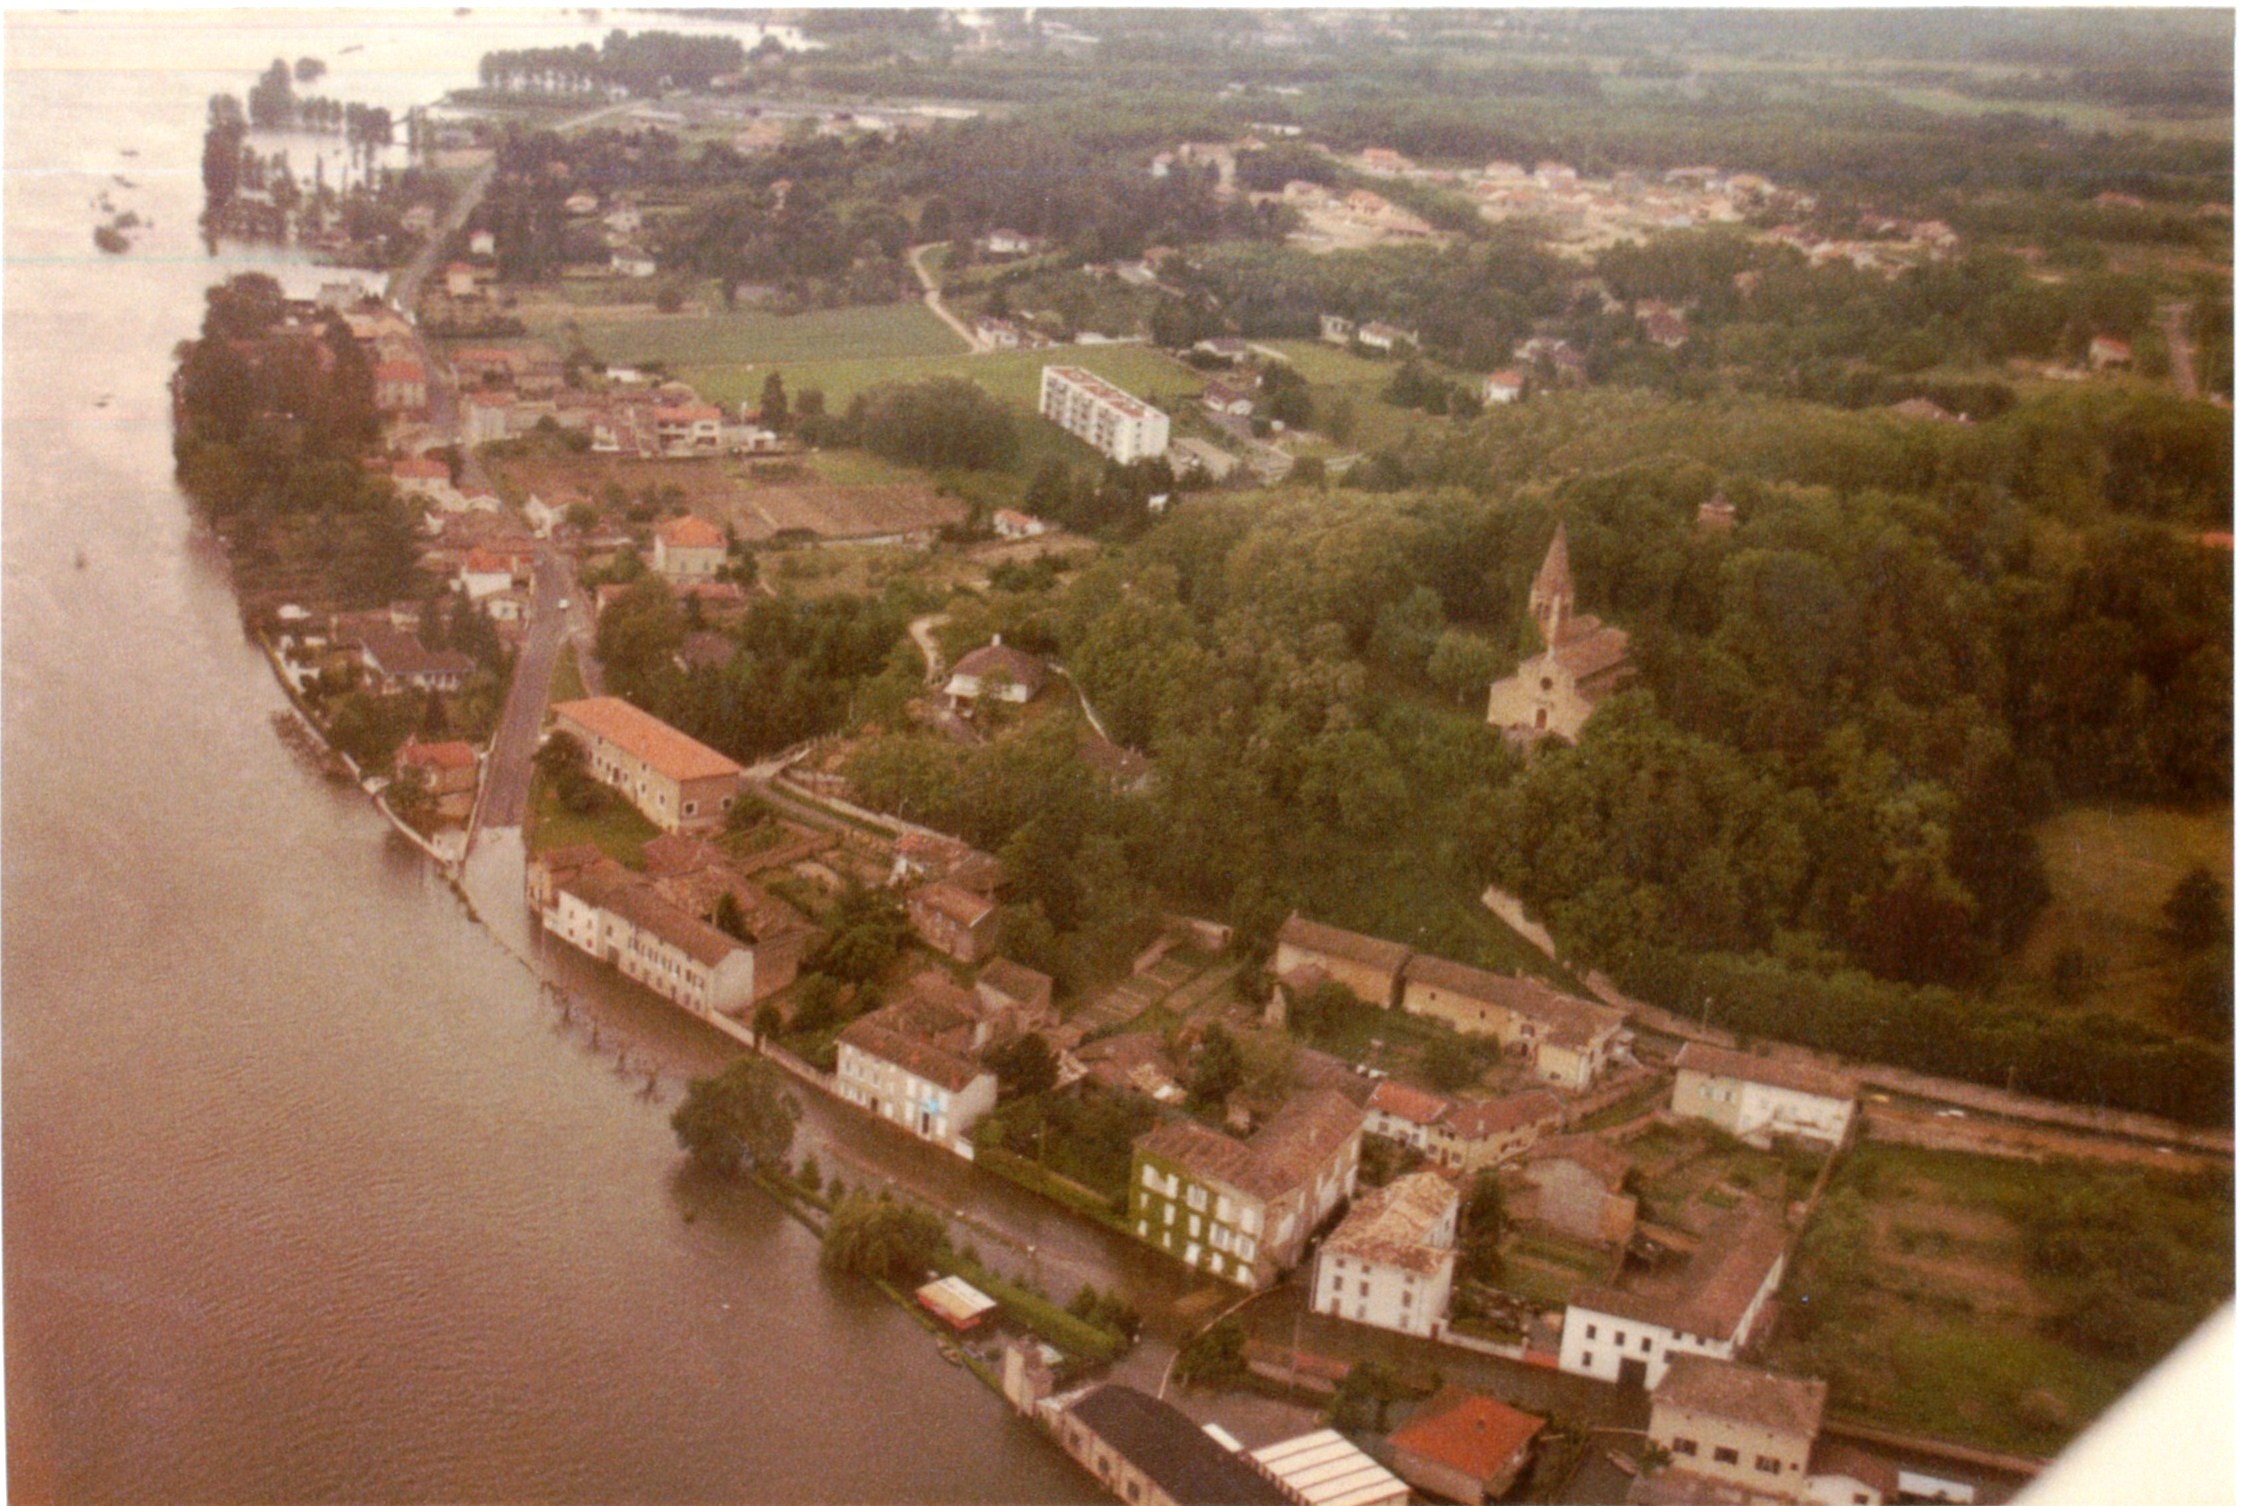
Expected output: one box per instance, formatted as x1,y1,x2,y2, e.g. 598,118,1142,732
522,298,968,370
765,542,984,603
2005,802,2232,1030
1262,338,1456,453
687,342,1203,422
1766,1142,2234,1457
527,779,660,868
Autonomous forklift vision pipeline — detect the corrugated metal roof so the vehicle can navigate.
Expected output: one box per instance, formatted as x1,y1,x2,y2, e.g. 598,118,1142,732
1250,1429,1408,1506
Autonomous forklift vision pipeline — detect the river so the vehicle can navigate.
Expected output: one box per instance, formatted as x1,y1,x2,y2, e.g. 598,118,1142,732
2,13,1103,1502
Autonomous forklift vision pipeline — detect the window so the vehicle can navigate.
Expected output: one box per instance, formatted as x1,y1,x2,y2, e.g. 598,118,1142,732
683,801,697,816
1712,1448,1738,1466
1641,1336,1652,1353
1754,1458,1781,1475
1141,1164,1161,1190
1359,1281,1370,1297
1672,1439,1697,1457
1585,1325,1597,1341
1186,1185,1208,1211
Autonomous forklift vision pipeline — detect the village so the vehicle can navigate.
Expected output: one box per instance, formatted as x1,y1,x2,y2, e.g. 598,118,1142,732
184,27,2233,1505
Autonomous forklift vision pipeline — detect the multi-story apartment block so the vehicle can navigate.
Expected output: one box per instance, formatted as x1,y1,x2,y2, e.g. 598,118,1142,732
1039,365,1171,465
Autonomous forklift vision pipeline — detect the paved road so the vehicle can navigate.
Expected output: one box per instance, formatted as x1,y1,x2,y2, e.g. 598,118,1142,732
908,242,980,352
2160,300,2200,399
473,545,570,833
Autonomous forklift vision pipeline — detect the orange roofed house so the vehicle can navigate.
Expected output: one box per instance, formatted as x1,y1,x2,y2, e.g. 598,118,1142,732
548,696,743,834
652,514,727,582
1385,1388,1546,1504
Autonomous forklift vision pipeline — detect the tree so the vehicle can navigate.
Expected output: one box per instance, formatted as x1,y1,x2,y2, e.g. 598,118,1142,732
1173,1316,1249,1388
760,370,789,429
670,1056,800,1174
1422,1035,1482,1093
806,881,910,983
1187,1023,1245,1108
1329,1359,1408,1432
1427,631,1502,705
714,890,752,942
387,763,435,832
751,1000,783,1044
2165,867,2228,953
988,1031,1058,1099
1458,1171,1505,1283
820,1193,948,1283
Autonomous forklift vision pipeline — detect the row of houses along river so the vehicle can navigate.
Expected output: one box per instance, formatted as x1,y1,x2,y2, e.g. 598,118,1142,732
2,12,1105,1501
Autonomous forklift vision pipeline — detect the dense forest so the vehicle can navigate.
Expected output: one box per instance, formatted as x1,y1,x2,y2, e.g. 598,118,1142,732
834,381,2232,1122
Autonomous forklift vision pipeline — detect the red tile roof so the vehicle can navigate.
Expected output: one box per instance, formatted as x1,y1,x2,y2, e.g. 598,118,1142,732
550,697,744,784
656,514,726,551
1368,1079,1453,1127
1444,1089,1564,1141
397,739,478,771
1387,1388,1544,1483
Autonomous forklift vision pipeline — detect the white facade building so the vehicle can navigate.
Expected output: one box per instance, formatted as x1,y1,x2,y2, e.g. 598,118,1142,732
1310,1171,1458,1339
1670,1043,1857,1148
1559,1208,1789,1389
1038,365,1171,465
544,861,757,1018
834,1007,998,1157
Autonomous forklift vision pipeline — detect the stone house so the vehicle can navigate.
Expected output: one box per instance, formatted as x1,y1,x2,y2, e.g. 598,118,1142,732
1647,1356,1826,1504
549,696,743,835
652,514,727,581
1398,954,1623,1092
544,857,759,1019
1272,913,1411,1009
1362,1079,1452,1153
943,637,1049,708
907,882,997,964
1427,1089,1566,1175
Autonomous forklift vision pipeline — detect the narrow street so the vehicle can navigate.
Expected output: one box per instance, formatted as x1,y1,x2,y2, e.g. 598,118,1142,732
471,543,572,837
908,242,981,352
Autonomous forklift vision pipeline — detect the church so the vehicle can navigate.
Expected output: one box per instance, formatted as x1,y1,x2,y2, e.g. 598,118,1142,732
1485,524,1635,744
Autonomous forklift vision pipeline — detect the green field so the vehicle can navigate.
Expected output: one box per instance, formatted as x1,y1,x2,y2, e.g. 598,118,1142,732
1262,339,1453,454
1767,1142,2234,1458
2007,803,2232,1029
527,780,659,868
691,342,1204,426
525,298,970,371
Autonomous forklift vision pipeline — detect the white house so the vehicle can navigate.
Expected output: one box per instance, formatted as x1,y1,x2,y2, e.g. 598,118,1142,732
991,508,1049,540
652,514,727,581
1362,1079,1453,1153
943,637,1049,707
544,858,758,1019
1670,1042,1857,1148
1559,1206,1789,1389
834,1002,999,1158
1310,1171,1458,1339
981,227,1036,256
468,228,497,259
1482,369,1524,404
